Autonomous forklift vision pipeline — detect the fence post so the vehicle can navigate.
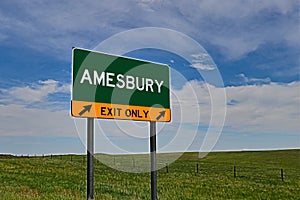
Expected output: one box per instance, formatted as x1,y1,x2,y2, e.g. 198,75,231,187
133,158,135,168
234,166,236,178
166,163,169,173
196,163,199,174
281,169,284,181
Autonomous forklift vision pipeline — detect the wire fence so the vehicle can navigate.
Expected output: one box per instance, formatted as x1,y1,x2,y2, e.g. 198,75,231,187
7,154,300,182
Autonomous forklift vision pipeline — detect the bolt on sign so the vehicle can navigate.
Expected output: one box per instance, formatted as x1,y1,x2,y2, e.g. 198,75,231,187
71,48,171,122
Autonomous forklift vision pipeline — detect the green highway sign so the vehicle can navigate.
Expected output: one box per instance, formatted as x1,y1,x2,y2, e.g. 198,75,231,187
71,47,171,122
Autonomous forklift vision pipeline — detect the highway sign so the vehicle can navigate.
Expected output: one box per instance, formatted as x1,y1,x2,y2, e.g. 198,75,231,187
71,48,171,122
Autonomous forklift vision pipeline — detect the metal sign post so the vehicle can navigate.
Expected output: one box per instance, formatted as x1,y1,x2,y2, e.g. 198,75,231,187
150,121,157,200
87,118,94,200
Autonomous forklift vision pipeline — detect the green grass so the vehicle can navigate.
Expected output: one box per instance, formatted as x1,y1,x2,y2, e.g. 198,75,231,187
0,149,299,199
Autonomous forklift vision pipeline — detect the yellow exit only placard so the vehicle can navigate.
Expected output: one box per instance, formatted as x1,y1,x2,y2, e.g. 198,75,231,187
71,100,170,122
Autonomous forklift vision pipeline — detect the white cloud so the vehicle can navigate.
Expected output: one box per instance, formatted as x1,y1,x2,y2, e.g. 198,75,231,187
0,0,298,60
236,73,272,85
175,0,299,59
190,63,215,71
0,79,70,104
0,104,76,137
171,80,300,134
0,79,298,152
225,82,300,133
190,53,216,71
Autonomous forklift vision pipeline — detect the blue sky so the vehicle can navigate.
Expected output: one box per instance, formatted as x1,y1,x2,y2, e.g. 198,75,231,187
0,0,299,155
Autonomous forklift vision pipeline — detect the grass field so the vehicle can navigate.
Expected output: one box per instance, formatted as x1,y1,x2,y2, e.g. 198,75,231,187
0,149,299,199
